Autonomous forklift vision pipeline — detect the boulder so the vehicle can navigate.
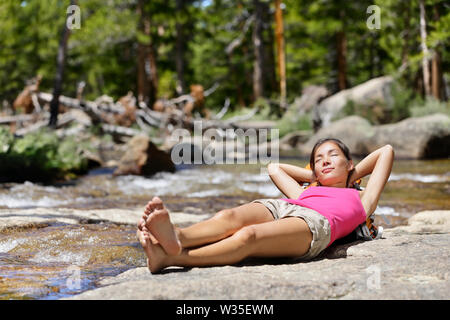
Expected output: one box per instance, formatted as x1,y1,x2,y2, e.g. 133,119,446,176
298,113,450,159
298,116,374,156
113,135,176,176
66,210,450,300
291,85,330,114
1,205,447,300
365,113,450,159
0,207,210,232
279,130,312,150
314,76,394,129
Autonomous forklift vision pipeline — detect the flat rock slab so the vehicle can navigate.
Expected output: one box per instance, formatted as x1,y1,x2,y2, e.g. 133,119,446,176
0,207,210,231
67,210,450,300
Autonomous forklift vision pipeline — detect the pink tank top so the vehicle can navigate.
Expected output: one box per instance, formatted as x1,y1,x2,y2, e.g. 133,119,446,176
280,186,367,247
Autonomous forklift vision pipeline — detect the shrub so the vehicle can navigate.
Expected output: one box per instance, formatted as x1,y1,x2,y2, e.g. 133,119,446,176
389,81,415,122
276,108,312,138
410,97,450,117
335,81,423,124
0,127,92,182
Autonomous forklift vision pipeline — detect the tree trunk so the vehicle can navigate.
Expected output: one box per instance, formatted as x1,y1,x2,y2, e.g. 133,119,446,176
137,42,149,104
401,3,411,68
147,41,158,107
431,50,442,100
274,0,286,107
137,0,158,107
369,32,374,79
431,4,444,101
261,1,277,96
175,0,187,95
419,0,431,97
252,0,264,100
49,0,74,128
336,30,347,91
137,0,148,104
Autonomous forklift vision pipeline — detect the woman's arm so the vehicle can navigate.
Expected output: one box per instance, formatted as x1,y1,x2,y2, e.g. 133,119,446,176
267,163,314,199
353,145,395,218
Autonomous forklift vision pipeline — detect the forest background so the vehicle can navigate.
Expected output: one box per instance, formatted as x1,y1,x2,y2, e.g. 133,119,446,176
0,0,448,123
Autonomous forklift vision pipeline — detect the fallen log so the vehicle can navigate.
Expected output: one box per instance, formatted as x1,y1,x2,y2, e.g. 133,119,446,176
100,123,141,136
34,90,260,135
14,112,75,136
0,114,41,124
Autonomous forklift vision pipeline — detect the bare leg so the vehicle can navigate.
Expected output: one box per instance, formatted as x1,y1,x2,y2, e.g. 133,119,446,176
175,202,275,248
137,217,313,273
141,197,182,255
139,197,275,250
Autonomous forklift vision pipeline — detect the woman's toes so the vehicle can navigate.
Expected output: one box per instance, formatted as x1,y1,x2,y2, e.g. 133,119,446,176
138,217,147,230
152,196,164,209
136,230,148,248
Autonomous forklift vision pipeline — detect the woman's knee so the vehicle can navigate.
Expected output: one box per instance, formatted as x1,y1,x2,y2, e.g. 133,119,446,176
214,208,237,223
233,225,257,246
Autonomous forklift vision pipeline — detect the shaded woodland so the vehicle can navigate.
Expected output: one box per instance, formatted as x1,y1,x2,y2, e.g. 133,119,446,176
1,0,448,119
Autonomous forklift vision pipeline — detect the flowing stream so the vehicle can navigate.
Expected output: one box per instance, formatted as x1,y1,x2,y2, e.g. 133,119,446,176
0,158,449,299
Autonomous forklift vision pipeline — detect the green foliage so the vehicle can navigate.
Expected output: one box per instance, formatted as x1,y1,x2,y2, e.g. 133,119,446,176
276,114,312,138
0,0,448,121
335,81,415,124
389,81,415,122
0,128,92,182
252,98,278,121
275,103,312,138
337,99,381,125
0,0,66,102
410,98,450,118
335,80,448,125
0,127,14,153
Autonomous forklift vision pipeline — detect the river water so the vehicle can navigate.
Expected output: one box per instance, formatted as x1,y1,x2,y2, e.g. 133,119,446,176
0,158,449,299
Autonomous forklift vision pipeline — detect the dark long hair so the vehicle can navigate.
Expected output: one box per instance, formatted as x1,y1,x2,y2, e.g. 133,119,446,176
309,138,354,187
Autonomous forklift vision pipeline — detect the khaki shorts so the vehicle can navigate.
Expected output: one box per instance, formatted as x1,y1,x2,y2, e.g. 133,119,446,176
251,198,331,261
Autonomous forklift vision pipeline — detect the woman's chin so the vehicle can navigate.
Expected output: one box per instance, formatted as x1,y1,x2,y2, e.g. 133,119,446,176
318,177,345,187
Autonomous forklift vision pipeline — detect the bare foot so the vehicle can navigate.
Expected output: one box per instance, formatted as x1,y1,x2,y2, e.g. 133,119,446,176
137,196,162,231
136,229,167,273
143,196,182,256
137,197,163,244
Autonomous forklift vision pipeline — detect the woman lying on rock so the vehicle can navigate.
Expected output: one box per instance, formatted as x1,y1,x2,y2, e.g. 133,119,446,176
137,138,394,273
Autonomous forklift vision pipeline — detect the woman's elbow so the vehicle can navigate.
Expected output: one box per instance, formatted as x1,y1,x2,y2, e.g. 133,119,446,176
267,162,281,176
383,144,395,157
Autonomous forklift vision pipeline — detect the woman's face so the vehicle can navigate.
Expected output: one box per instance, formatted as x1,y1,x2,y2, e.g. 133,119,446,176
313,141,354,187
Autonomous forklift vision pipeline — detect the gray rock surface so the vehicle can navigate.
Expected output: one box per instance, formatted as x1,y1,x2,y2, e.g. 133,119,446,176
67,210,450,300
299,113,450,159
365,113,450,158
113,134,176,176
299,115,374,156
0,207,210,232
314,76,393,129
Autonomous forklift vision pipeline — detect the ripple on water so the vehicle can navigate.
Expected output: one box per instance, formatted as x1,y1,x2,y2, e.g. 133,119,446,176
1,160,447,211
389,173,450,183
0,223,145,300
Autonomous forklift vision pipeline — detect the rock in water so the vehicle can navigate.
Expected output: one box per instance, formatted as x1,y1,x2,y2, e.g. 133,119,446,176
298,116,374,156
113,135,176,176
299,113,450,159
365,113,450,159
66,210,450,300
313,76,394,129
